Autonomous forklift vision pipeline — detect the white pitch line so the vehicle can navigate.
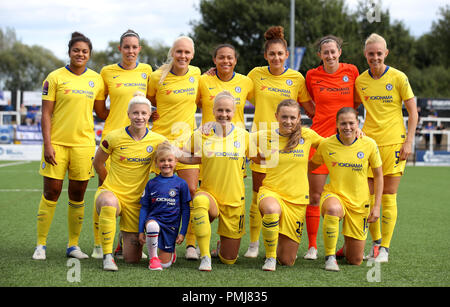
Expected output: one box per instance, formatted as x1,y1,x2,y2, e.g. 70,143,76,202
0,188,98,192
0,161,32,168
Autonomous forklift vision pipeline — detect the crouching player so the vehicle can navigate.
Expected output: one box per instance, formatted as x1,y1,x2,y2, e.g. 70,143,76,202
309,107,383,271
138,142,191,270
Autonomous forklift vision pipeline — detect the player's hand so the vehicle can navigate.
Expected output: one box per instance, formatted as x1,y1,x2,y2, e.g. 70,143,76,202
203,67,216,76
176,234,185,245
150,110,160,122
356,128,365,139
43,143,57,166
399,140,412,161
200,121,216,135
138,233,146,245
367,206,380,223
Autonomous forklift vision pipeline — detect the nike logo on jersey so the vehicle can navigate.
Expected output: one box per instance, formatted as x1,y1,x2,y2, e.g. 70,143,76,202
113,75,120,79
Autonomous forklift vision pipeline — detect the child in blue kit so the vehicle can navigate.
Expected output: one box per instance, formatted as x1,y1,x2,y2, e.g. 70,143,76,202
138,141,191,270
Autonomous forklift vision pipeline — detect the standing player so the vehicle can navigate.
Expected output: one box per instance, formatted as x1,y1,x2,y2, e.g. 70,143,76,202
32,32,107,260
355,33,418,263
309,107,383,271
245,26,315,258
138,142,191,270
178,91,250,271
147,36,201,260
198,44,253,129
92,29,154,259
93,92,166,271
304,35,359,260
255,99,322,271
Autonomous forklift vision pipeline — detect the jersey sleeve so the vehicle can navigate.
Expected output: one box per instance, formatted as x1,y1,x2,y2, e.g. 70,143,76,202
368,139,383,169
42,72,57,102
308,129,324,149
100,132,114,155
297,74,312,103
179,180,191,236
147,71,159,97
311,141,325,166
94,74,105,100
397,72,415,101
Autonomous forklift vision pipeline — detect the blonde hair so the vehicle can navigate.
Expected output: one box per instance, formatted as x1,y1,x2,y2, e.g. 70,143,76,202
364,33,387,50
276,99,302,152
158,36,195,84
213,90,236,110
127,91,151,112
155,141,177,162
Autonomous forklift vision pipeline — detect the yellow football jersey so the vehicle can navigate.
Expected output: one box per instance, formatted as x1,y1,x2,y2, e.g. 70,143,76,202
256,127,322,204
147,66,200,147
198,72,253,129
311,135,382,213
41,66,104,146
355,66,414,146
99,127,167,205
100,63,153,138
190,125,249,207
247,66,311,131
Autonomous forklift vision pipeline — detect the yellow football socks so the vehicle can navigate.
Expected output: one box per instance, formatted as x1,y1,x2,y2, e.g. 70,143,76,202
261,213,279,259
381,193,398,248
249,191,262,243
99,206,117,255
93,205,101,246
185,201,197,247
323,214,340,256
192,195,211,258
67,199,85,247
368,193,382,242
36,195,57,246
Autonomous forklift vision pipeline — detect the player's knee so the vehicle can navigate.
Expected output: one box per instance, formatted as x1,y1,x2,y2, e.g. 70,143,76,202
277,254,296,267
193,194,210,211
219,253,237,265
146,220,160,234
346,254,363,266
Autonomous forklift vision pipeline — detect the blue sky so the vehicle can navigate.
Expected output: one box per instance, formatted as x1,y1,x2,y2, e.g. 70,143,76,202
0,0,447,61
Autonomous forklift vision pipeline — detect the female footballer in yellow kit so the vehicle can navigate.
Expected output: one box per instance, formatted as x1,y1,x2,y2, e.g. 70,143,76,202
197,44,253,129
255,99,322,271
309,107,383,271
33,32,107,260
147,36,201,260
355,33,418,263
177,91,250,271
92,29,154,259
245,26,315,258
93,92,166,271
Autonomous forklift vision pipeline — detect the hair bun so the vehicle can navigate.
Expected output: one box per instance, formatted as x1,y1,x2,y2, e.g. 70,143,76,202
71,31,85,39
264,26,285,41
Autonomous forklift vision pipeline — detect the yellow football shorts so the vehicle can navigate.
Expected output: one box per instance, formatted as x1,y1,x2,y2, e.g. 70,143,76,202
39,144,95,181
368,143,405,177
257,187,307,244
320,192,369,241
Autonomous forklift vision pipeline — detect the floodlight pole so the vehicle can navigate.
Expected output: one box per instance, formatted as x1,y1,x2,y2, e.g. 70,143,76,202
290,0,295,69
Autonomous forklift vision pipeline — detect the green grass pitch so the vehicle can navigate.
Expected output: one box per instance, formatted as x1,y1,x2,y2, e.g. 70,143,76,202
0,161,449,287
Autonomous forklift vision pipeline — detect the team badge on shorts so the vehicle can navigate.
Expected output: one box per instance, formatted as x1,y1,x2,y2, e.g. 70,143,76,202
42,162,46,169
386,83,393,91
357,151,365,159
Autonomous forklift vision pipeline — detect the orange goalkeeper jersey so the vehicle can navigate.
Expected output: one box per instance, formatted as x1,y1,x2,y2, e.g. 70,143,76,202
306,63,359,137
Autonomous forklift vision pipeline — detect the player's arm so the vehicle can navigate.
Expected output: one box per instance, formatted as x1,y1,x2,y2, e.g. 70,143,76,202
94,99,109,120
400,97,418,161
175,136,202,164
93,147,109,186
308,160,321,173
368,166,383,223
299,100,315,119
41,99,57,166
138,185,151,245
